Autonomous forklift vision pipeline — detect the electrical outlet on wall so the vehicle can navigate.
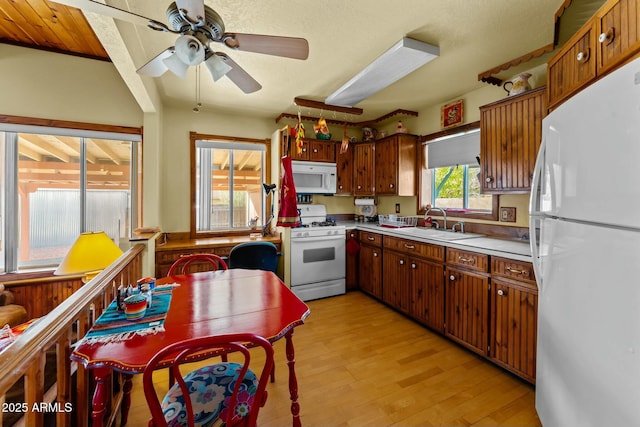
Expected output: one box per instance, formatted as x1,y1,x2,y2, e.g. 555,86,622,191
395,203,401,214
500,207,516,222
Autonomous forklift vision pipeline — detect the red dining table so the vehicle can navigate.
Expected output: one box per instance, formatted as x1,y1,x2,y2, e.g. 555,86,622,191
71,269,310,427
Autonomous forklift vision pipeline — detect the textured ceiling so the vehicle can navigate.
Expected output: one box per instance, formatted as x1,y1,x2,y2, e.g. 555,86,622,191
4,0,576,121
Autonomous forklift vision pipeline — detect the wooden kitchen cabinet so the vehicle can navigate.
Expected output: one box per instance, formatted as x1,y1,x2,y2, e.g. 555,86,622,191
409,256,445,333
309,140,336,162
490,257,538,383
345,229,359,291
597,0,640,73
374,134,417,196
355,229,538,382
289,139,336,162
547,22,597,109
353,142,375,195
445,248,490,356
289,139,309,160
480,87,546,193
383,236,445,332
335,143,353,194
383,250,411,313
547,0,640,109
358,231,383,298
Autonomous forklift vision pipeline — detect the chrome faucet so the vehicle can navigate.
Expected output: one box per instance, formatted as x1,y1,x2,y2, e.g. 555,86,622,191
425,206,447,231
451,222,465,233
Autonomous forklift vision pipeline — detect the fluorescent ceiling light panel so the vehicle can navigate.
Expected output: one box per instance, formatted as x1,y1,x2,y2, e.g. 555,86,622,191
325,37,440,107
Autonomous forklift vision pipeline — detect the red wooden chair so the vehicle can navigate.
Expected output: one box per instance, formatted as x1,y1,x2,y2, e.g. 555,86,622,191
143,333,274,427
167,253,228,276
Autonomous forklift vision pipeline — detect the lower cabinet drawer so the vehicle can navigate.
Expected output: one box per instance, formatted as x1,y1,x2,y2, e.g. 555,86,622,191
446,248,488,273
384,236,444,262
491,257,536,285
360,231,383,247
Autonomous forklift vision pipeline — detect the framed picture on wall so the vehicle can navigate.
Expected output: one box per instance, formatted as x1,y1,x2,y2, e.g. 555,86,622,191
441,99,463,128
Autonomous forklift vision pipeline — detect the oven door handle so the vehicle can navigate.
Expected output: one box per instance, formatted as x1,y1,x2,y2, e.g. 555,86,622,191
291,235,345,243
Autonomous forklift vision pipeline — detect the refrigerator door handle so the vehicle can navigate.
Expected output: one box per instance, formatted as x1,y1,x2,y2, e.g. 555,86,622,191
530,216,543,292
529,137,546,291
529,136,546,216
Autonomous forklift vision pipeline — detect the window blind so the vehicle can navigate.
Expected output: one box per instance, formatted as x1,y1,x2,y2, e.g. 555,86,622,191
427,129,480,169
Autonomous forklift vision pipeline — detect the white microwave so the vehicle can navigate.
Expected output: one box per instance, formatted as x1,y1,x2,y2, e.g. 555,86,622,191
291,160,337,194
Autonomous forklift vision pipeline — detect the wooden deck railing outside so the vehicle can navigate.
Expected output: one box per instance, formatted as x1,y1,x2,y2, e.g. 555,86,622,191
0,243,145,427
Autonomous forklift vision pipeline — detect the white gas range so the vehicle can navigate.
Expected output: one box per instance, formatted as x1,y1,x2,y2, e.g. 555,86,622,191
284,204,346,301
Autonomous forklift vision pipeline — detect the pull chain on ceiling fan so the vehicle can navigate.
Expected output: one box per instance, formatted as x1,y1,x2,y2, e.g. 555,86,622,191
52,0,309,93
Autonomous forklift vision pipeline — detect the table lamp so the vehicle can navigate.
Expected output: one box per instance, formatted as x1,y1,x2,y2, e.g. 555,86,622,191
54,231,123,283
262,183,277,236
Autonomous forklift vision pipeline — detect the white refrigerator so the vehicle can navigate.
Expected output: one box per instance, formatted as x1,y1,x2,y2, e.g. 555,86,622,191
530,57,640,426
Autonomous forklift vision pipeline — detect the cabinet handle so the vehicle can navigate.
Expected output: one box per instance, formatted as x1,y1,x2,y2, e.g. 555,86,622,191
339,185,343,190
399,259,405,265
599,27,615,45
302,148,307,152
411,263,417,269
357,185,362,190
506,267,529,277
373,252,378,257
449,275,456,281
404,243,415,249
497,289,508,296
485,176,493,183
458,256,476,265
313,148,318,153
367,236,375,241
389,183,394,188
576,49,590,63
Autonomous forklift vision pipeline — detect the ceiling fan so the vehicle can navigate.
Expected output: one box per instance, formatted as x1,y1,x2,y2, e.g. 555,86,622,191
52,0,309,93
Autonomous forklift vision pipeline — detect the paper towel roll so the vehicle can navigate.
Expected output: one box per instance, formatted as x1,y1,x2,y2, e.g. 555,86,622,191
354,198,375,206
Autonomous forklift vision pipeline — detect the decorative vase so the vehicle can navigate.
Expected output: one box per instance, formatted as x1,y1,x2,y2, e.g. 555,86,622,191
503,73,532,96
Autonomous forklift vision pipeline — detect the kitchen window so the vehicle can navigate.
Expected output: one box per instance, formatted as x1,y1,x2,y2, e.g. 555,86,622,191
191,133,270,236
0,119,142,273
418,124,498,220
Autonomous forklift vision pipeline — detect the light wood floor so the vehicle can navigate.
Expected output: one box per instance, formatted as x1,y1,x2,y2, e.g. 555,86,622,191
127,291,541,427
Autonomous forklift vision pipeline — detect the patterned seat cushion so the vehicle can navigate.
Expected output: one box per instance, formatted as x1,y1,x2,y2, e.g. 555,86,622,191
161,362,258,427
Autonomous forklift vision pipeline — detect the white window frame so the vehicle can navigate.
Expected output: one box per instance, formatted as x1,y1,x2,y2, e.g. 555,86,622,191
0,121,141,273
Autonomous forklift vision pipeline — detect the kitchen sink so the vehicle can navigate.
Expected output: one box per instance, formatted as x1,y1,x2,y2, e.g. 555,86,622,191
392,227,484,241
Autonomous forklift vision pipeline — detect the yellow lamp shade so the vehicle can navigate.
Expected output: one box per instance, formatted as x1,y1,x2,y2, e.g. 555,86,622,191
54,231,123,277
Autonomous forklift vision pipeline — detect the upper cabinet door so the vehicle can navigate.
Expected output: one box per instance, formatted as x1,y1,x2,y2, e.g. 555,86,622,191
353,142,375,195
335,143,353,194
374,134,417,196
547,22,597,110
480,87,546,194
596,0,640,74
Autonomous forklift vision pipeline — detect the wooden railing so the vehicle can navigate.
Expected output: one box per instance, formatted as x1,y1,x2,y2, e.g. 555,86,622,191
0,244,145,427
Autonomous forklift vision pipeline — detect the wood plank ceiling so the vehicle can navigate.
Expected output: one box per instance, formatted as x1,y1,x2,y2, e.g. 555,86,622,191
0,0,109,60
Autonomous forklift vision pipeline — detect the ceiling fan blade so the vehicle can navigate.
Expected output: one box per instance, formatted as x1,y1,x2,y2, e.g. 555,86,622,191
51,0,152,27
214,53,262,94
174,0,206,24
223,33,309,60
137,48,174,77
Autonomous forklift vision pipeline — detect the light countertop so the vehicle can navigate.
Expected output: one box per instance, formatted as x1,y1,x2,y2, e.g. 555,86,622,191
340,222,532,262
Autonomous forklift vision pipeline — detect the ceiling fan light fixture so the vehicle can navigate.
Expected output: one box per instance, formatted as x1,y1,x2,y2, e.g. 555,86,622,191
325,37,440,108
163,52,190,78
174,34,205,66
204,53,232,81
